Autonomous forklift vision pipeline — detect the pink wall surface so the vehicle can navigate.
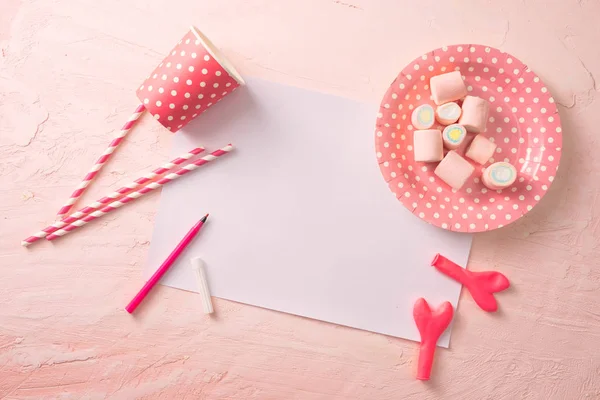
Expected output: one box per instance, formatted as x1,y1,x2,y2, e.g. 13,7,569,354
1,0,599,398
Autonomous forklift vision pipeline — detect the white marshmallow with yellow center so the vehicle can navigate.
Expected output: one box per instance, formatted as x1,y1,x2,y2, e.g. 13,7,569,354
411,104,435,130
442,124,467,150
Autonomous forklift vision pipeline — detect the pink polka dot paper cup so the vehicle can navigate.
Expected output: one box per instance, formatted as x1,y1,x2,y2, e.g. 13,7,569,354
136,26,245,132
375,44,562,233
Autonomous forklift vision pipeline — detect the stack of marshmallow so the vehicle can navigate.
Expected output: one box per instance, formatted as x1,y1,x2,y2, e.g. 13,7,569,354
412,71,517,191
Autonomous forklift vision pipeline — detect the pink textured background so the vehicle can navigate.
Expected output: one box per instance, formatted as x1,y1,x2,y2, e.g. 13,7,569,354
1,0,598,398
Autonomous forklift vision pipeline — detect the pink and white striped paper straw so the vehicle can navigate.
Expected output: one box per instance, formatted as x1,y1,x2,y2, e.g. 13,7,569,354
46,144,233,241
22,147,204,247
56,104,146,219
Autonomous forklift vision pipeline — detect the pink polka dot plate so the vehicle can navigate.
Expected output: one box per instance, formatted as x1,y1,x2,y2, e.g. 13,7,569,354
375,44,562,233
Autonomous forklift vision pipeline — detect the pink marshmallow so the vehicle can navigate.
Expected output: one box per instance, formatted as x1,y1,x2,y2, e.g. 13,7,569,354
430,71,468,105
458,96,489,133
482,162,517,190
465,135,497,165
435,102,462,125
413,129,443,162
434,151,475,190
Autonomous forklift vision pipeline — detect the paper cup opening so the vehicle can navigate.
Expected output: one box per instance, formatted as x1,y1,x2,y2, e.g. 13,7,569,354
191,26,245,86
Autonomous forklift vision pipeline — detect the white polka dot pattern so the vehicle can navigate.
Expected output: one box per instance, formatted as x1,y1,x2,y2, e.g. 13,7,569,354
136,28,242,132
375,45,562,233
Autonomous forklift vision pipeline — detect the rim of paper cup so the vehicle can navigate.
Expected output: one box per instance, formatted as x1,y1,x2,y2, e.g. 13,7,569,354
190,26,245,86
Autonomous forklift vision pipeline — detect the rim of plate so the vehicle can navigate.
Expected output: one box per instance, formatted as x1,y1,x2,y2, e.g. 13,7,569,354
374,44,562,233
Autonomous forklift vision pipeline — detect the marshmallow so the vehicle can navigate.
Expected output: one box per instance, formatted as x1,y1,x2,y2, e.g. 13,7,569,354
482,162,517,190
435,102,461,125
458,96,489,133
411,104,435,130
442,124,467,150
434,151,474,190
430,71,468,105
465,135,497,165
413,129,443,162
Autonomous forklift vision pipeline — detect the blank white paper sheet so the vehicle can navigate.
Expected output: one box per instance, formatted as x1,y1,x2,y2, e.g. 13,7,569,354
146,77,472,347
